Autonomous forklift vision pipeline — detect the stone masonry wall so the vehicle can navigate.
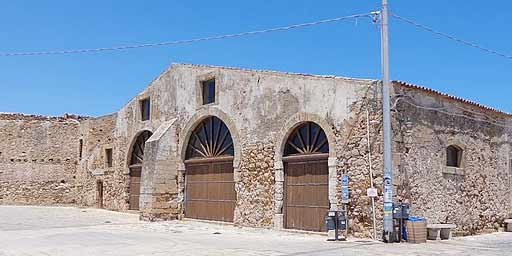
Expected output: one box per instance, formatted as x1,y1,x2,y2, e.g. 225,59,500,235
146,64,377,228
76,114,130,211
77,69,177,213
0,113,81,205
8,63,504,240
332,83,386,238
235,142,275,227
393,84,512,235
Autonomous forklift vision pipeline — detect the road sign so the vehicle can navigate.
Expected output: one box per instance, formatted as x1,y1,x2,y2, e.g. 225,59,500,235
342,175,349,185
341,174,349,204
367,187,378,197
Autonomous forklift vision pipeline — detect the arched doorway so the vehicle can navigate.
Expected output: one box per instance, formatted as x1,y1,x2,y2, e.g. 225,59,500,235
184,116,235,222
128,130,152,210
283,122,329,232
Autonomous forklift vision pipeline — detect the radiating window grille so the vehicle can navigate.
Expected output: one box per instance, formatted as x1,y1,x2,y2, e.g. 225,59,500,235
186,116,234,159
284,122,329,156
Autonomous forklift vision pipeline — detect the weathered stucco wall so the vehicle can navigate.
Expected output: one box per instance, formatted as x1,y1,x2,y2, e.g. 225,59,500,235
2,63,511,239
75,68,179,214
76,64,376,229
75,64,512,238
393,84,512,235
0,114,81,205
169,65,376,228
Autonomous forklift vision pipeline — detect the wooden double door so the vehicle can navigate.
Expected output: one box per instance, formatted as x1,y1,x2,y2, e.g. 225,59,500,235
185,158,235,222
284,155,329,232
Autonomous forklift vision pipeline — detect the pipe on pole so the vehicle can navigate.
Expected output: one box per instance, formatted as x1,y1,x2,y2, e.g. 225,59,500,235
366,109,378,240
380,0,394,242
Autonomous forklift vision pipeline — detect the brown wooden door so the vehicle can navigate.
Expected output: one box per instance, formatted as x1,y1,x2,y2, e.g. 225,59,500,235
185,158,235,222
129,167,142,210
96,181,104,209
284,156,329,232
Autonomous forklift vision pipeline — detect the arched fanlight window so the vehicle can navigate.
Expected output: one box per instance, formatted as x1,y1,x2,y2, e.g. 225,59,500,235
130,130,153,166
284,122,329,156
186,116,234,159
446,145,463,167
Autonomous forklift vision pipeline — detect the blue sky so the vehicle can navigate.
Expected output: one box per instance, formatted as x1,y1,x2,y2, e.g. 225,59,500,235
1,0,510,116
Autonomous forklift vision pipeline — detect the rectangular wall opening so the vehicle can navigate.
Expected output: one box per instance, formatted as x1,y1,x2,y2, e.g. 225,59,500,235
140,98,151,121
105,148,113,167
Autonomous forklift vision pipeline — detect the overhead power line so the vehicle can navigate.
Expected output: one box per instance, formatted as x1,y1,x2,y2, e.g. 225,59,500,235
0,12,375,57
391,13,512,61
398,99,512,129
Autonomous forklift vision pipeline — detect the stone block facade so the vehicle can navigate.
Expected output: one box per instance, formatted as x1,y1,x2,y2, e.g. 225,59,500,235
0,113,81,205
0,64,510,238
393,82,512,236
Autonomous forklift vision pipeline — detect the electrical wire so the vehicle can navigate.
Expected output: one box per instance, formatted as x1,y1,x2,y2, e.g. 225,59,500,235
399,94,505,124
0,12,375,57
391,13,512,61
398,99,512,129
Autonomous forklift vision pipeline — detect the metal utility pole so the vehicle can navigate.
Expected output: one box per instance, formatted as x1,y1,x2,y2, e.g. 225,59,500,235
380,0,394,242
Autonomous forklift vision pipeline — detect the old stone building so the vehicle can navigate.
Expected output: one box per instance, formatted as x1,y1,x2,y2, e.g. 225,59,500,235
0,113,82,205
0,63,511,237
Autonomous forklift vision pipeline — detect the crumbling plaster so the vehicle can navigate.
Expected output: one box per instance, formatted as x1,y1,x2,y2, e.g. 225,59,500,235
393,85,512,235
1,64,511,239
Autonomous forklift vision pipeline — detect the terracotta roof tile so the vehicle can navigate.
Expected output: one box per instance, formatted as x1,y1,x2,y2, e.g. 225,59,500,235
393,80,511,118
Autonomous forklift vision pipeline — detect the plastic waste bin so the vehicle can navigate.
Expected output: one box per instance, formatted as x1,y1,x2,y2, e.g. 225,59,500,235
406,216,427,243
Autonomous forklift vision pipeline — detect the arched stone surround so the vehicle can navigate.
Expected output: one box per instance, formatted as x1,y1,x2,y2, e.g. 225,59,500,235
177,107,241,168
125,129,154,169
176,107,241,221
125,129,154,211
272,112,338,229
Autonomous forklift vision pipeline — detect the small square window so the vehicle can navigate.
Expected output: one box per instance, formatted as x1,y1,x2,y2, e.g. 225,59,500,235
446,145,463,168
105,148,113,168
202,79,216,105
140,98,150,121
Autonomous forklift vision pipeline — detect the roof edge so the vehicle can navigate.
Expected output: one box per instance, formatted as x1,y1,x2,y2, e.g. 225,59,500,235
171,62,377,82
394,80,512,118
0,112,87,122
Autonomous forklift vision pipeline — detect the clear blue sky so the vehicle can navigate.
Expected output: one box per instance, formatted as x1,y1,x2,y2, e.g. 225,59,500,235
1,1,510,116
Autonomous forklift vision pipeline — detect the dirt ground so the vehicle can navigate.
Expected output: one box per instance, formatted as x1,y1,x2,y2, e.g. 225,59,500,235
0,205,511,256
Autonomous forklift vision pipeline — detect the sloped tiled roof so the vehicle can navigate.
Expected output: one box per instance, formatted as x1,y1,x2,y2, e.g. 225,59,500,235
394,80,511,118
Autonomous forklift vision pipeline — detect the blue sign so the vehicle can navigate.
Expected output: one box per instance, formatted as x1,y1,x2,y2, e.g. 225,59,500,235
341,174,349,204
342,175,349,185
341,187,349,203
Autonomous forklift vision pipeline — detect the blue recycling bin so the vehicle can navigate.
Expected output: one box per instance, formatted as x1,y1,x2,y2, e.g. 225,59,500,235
405,216,426,241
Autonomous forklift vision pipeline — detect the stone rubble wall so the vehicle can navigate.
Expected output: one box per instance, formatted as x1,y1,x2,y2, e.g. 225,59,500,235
235,142,275,227
75,69,178,212
3,64,511,240
0,114,81,205
76,114,134,211
332,84,386,238
393,85,512,235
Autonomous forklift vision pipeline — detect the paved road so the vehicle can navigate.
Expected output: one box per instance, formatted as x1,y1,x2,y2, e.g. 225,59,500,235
0,205,511,255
